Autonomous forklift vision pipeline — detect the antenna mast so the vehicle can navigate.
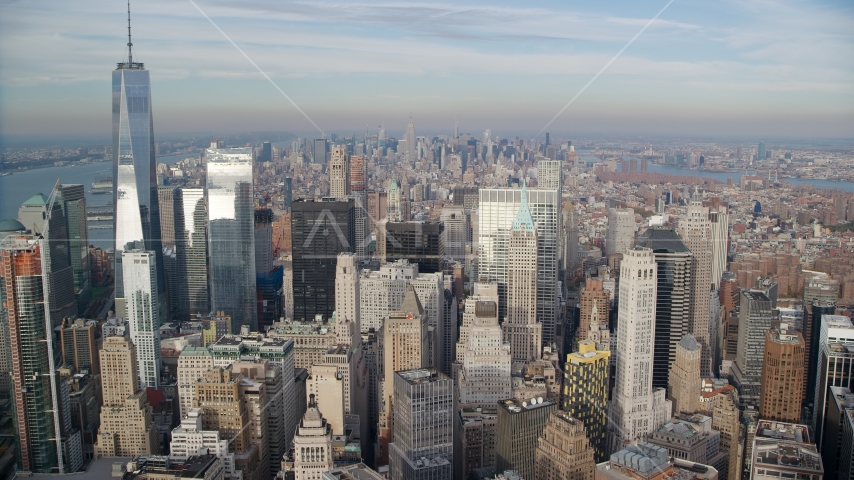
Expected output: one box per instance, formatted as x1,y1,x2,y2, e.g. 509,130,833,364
127,0,133,64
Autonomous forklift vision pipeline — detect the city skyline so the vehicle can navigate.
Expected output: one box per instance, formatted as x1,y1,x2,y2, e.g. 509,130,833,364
1,0,853,141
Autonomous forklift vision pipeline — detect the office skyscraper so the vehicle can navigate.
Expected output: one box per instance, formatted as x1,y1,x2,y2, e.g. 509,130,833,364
349,156,367,260
496,398,558,480
335,253,360,331
314,138,328,164
291,199,355,321
759,324,805,422
404,118,416,160
329,146,351,198
383,221,444,273
112,22,162,309
537,159,562,191
668,334,701,415
94,335,160,458
804,277,839,408
291,395,334,479
502,183,541,361
17,193,77,327
389,369,453,480
636,228,692,389
58,184,91,312
457,299,511,405
534,410,595,480
609,247,672,451
562,340,610,463
730,290,773,407
179,187,208,316
606,208,636,257
440,206,467,265
387,177,402,222
478,186,560,344
206,147,257,330
679,188,714,376
157,186,182,316
812,315,854,449
1,235,65,473
378,286,428,465
122,248,161,388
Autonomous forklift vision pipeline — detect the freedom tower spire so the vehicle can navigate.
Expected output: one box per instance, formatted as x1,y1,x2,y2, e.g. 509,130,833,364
112,0,164,318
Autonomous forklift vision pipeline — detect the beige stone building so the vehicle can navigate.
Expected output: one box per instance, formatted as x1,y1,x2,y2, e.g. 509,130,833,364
94,335,159,457
502,183,542,361
535,410,595,480
759,325,805,423
669,334,702,415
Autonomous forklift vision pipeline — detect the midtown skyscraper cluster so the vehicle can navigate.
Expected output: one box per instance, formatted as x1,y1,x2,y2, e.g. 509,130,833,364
1,9,853,480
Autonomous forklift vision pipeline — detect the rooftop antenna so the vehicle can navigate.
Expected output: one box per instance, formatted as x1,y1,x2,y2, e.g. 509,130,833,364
127,0,133,64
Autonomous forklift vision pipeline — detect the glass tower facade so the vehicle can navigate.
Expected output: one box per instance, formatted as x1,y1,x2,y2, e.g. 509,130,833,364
206,148,257,331
478,187,560,343
112,60,163,301
180,187,209,316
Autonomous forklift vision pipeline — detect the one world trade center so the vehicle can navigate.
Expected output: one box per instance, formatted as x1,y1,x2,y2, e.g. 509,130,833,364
112,6,164,315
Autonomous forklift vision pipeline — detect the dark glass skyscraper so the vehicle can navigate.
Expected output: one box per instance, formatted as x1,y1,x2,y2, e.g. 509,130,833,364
112,23,163,308
291,198,354,321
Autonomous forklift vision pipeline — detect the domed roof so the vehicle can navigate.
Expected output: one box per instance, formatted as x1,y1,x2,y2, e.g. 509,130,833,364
0,218,26,232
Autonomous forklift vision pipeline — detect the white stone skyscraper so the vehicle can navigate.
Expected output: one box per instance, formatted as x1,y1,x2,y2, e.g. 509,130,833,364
609,247,672,451
329,146,350,198
458,299,512,405
122,248,161,388
678,188,714,376
606,208,636,257
502,182,542,361
335,253,360,331
387,177,402,222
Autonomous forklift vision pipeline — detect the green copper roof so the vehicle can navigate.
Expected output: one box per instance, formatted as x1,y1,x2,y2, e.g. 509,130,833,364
511,180,535,231
21,193,49,207
0,219,26,232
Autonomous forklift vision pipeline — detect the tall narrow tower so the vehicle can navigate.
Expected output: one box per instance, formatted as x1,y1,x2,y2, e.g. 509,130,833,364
206,147,257,330
329,146,351,198
503,181,542,361
113,2,163,309
1,235,64,474
679,188,714,376
609,247,671,451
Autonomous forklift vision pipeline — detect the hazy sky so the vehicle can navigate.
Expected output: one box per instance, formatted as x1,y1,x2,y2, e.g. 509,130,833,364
1,0,853,141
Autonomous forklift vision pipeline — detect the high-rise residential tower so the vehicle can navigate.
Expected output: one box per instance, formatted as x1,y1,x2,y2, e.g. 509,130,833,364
759,324,805,422
636,228,692,389
206,147,257,330
1,235,65,473
609,247,672,451
112,19,163,310
502,182,542,361
122,248,161,388
562,340,610,463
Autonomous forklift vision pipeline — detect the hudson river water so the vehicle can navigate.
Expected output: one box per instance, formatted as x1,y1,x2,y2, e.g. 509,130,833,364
0,153,194,248
2,153,853,248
